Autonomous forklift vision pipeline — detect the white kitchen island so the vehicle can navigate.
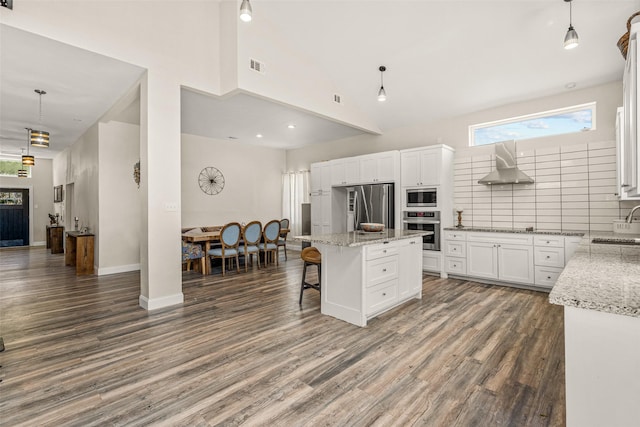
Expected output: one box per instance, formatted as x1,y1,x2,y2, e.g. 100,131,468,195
296,229,430,327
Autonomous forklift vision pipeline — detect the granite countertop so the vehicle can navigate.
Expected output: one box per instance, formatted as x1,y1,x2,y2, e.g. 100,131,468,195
443,226,584,237
293,229,431,247
549,231,640,318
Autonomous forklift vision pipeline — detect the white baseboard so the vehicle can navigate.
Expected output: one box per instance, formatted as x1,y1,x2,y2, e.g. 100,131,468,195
32,241,46,247
98,263,141,276
139,293,184,311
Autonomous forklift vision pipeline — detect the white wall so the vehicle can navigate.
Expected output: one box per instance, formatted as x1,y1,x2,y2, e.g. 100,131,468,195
286,81,623,171
181,133,286,227
98,121,141,274
0,158,53,245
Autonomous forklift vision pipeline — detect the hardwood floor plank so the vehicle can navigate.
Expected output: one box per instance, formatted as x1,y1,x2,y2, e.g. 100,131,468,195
0,246,565,426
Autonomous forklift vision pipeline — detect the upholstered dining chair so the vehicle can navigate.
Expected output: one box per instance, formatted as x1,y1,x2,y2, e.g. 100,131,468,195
238,220,262,271
277,218,290,261
259,219,281,266
182,240,205,273
207,222,241,276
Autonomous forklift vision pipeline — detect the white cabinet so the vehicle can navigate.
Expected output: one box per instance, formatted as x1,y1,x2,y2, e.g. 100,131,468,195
622,26,640,198
399,237,423,299
448,231,535,286
311,192,331,235
422,251,441,273
311,162,331,194
401,148,441,187
359,151,398,184
616,107,640,200
330,158,361,186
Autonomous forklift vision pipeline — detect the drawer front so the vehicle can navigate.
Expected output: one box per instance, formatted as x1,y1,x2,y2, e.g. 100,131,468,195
534,235,565,248
467,232,534,246
365,280,398,315
534,246,565,268
444,240,466,257
535,266,564,288
366,256,399,287
366,243,399,260
444,256,467,275
443,230,466,241
422,252,441,272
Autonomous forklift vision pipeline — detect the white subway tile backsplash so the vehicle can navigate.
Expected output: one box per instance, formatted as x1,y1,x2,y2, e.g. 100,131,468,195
454,141,626,233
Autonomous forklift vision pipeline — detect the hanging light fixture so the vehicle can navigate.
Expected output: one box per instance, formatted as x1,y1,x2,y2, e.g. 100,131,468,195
377,66,387,102
30,89,50,148
240,0,252,22
18,148,28,177
22,128,35,166
563,0,579,50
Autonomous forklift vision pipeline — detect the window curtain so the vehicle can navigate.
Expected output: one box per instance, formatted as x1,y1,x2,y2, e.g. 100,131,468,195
282,170,310,236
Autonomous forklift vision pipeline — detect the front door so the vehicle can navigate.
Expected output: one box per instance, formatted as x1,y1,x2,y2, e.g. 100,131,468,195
0,188,29,247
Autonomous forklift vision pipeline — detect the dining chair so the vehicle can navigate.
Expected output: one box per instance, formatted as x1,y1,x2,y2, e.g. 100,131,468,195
181,240,205,273
207,222,241,276
277,218,290,261
259,219,281,266
238,220,262,271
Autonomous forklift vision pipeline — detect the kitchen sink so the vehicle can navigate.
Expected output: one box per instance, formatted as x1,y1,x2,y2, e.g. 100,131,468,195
591,237,640,246
612,220,640,234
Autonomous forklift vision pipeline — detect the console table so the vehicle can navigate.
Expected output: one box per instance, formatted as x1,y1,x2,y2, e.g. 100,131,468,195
65,231,95,275
46,225,64,254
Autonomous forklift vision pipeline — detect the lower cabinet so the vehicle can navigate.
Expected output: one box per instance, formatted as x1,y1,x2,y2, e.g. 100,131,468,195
443,230,585,290
399,238,423,299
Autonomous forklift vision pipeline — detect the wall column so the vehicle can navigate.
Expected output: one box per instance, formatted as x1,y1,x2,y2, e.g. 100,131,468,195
139,71,183,309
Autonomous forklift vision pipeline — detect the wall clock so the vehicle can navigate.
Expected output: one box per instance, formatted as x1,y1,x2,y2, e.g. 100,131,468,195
198,167,225,195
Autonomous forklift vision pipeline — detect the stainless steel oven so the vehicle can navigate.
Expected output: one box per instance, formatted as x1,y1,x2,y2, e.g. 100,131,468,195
406,187,437,208
403,211,440,251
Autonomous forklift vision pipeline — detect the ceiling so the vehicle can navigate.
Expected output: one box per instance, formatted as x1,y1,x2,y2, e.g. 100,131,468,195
1,1,638,159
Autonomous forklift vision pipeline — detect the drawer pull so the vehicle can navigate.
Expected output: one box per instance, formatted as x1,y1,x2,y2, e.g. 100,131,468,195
453,264,457,267
547,276,552,280
382,293,386,296
546,256,551,259
382,268,387,272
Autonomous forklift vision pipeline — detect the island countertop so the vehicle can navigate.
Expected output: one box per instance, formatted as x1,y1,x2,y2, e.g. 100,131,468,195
549,232,640,318
294,229,432,247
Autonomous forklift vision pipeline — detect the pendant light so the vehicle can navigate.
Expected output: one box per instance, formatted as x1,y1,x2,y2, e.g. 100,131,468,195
377,66,387,102
18,148,28,177
240,0,252,22
30,89,50,148
563,0,579,50
22,128,35,166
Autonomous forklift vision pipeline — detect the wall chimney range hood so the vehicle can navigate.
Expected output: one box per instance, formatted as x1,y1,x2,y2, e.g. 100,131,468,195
477,141,534,185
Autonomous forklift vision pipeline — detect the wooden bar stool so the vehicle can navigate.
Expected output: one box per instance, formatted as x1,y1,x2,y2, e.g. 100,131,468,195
300,246,321,305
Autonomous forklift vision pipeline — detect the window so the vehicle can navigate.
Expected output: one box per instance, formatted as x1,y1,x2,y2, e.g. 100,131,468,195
0,159,29,177
469,102,596,146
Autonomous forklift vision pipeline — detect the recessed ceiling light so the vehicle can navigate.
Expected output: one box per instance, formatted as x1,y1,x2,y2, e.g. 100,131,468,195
256,134,263,138
287,124,296,129
565,82,577,89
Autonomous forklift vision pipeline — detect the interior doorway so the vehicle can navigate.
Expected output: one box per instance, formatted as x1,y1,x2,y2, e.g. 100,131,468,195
0,188,29,247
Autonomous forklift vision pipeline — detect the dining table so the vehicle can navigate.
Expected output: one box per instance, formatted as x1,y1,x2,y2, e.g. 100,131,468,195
182,227,289,275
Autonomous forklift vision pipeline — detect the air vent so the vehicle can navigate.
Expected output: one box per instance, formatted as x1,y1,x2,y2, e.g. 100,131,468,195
333,94,342,104
250,58,265,74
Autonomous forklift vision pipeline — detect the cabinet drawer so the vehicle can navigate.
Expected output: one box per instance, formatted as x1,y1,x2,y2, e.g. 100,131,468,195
366,243,399,260
365,280,398,315
444,257,466,275
535,266,564,288
444,230,466,241
467,232,534,246
366,256,399,287
534,246,565,268
534,235,564,248
444,240,466,257
422,252,441,272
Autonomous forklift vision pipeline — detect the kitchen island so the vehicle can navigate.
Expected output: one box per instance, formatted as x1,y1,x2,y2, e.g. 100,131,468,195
296,229,431,327
549,233,640,427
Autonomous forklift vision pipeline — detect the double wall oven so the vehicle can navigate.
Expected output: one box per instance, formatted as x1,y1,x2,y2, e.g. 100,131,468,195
403,211,440,251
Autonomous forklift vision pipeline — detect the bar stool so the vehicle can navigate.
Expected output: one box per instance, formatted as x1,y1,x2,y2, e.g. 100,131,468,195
299,246,321,305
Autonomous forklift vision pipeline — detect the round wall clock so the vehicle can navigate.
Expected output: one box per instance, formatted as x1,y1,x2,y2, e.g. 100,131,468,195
198,167,225,195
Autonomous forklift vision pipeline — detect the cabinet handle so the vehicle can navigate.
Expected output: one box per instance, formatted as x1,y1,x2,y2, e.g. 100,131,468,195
546,256,550,259
410,241,416,244
453,263,457,267
382,268,387,272
546,241,550,244
382,292,386,296
547,276,552,280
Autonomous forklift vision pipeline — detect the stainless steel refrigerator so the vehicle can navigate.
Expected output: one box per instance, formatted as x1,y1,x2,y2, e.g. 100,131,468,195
347,184,395,231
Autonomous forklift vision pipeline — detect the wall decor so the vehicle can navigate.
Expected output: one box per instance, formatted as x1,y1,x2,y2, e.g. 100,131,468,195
133,160,140,188
198,166,225,195
54,185,63,203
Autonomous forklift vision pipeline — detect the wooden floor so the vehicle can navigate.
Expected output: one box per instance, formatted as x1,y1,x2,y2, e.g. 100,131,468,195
0,246,565,426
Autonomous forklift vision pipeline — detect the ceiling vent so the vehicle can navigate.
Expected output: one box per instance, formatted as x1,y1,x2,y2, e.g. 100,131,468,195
250,58,265,74
333,94,342,104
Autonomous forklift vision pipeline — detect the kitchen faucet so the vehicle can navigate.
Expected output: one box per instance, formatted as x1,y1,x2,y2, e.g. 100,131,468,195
626,205,640,223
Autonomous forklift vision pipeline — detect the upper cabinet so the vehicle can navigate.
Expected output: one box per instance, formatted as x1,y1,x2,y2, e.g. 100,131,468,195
331,158,360,186
621,24,640,198
400,145,455,188
311,162,332,194
359,151,399,184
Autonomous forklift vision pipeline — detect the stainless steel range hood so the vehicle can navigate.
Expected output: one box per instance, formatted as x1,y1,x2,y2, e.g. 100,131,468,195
477,140,534,185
